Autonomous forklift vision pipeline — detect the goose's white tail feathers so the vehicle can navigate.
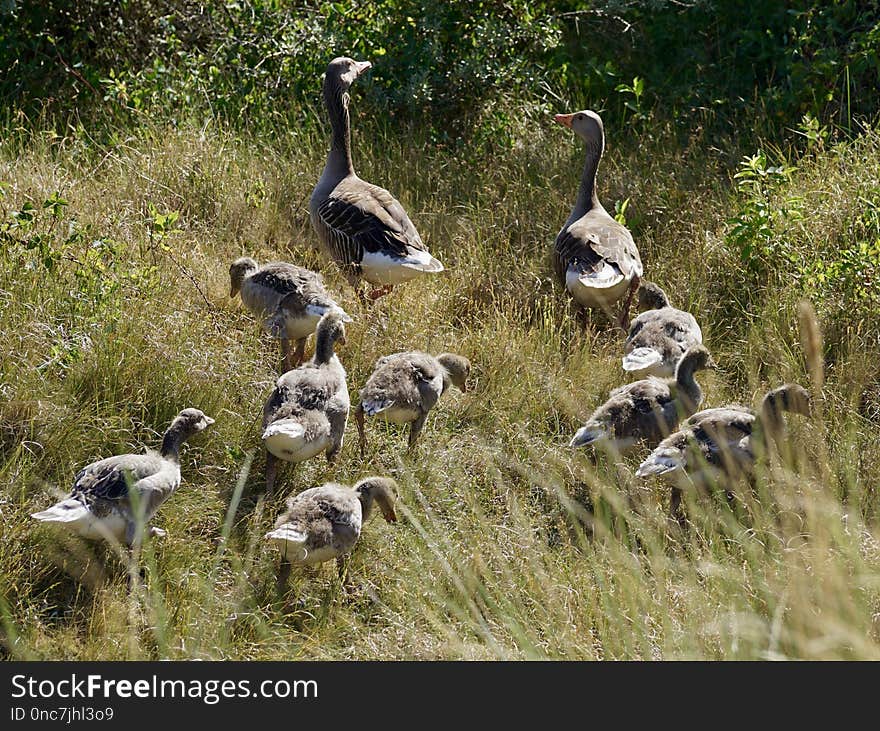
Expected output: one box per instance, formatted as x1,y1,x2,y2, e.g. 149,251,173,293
636,449,684,477
262,419,305,441
570,424,607,448
265,524,307,547
569,261,625,290
31,499,89,523
401,250,444,273
362,399,394,417
623,347,663,372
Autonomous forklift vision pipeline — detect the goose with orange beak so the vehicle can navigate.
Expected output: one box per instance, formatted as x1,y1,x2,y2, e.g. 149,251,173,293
552,109,643,327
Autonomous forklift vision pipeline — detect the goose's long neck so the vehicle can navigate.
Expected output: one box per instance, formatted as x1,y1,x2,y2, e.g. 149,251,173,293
314,333,337,366
758,398,786,442
324,81,354,176
675,358,703,411
160,423,187,462
572,139,603,218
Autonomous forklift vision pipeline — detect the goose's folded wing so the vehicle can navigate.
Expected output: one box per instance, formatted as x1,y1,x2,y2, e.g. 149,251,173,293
316,181,425,268
71,454,163,503
556,213,642,280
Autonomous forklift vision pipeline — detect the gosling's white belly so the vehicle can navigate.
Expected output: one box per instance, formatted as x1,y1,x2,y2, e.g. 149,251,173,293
375,406,420,423
280,543,341,565
71,513,129,542
263,429,329,463
282,311,322,340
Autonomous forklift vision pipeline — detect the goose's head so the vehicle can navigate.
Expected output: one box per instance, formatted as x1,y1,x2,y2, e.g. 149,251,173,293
355,476,398,523
325,57,372,92
637,281,671,311
229,257,259,298
170,408,216,438
437,353,471,393
554,109,604,148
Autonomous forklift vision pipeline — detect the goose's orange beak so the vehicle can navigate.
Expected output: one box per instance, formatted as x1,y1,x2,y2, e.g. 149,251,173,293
554,113,574,129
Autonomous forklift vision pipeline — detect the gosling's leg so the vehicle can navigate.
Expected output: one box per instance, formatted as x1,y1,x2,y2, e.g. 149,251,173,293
276,557,292,597
280,337,293,372
407,414,427,452
265,453,279,497
355,405,367,460
292,338,306,368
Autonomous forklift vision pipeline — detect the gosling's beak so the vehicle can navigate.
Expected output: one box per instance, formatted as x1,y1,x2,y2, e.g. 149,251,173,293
204,416,215,426
554,113,574,129
229,286,237,298
338,333,347,346
385,509,398,523
355,60,372,76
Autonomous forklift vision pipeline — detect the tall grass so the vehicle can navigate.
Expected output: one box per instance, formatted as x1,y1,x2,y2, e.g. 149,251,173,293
1,113,879,659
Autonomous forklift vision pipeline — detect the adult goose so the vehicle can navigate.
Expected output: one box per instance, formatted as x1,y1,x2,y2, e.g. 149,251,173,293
554,110,642,326
623,282,703,378
569,345,714,452
266,476,397,589
31,409,214,545
636,384,812,485
261,311,350,494
310,57,443,299
354,351,470,458
229,257,349,369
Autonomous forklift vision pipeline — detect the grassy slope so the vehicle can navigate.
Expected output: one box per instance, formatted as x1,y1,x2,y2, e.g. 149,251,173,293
1,112,880,660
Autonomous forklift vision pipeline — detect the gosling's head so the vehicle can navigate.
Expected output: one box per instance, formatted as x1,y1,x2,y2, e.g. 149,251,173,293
229,257,259,298
637,281,671,311
315,309,349,347
169,408,215,439
354,476,398,523
675,345,715,378
437,353,471,393
763,384,812,419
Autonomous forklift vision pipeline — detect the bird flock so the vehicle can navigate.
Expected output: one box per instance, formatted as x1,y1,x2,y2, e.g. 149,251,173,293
31,56,812,592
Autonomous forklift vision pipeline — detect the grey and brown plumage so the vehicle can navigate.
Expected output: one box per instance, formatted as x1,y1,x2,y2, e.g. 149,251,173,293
622,282,703,378
229,257,349,370
309,57,443,299
266,476,397,589
354,351,470,458
636,384,812,485
569,345,714,452
31,409,215,544
553,110,643,327
261,311,350,494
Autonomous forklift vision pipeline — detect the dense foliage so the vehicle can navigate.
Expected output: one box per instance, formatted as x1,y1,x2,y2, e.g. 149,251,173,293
3,1,879,140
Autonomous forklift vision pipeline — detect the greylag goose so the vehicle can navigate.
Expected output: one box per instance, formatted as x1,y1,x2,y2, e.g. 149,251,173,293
354,351,470,458
31,409,214,544
636,384,812,485
310,57,443,299
569,345,714,452
623,282,703,377
229,257,350,369
553,110,642,326
266,476,397,588
261,311,350,493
